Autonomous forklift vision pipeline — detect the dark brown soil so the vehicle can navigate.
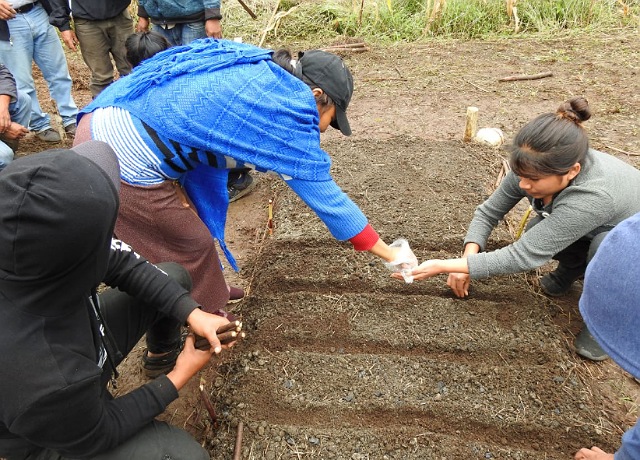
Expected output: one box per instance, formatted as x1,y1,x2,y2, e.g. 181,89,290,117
23,30,640,459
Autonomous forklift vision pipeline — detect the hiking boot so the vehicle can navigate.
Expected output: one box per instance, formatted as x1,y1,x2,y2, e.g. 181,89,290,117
574,327,608,362
228,171,255,203
36,127,61,142
64,123,76,139
539,264,585,297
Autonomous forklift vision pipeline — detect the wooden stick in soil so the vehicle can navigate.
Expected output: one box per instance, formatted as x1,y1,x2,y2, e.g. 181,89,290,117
463,106,479,142
199,384,219,430
233,421,244,460
498,71,552,82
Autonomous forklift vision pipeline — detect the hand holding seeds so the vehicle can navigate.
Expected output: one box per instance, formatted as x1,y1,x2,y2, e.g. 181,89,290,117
384,238,418,283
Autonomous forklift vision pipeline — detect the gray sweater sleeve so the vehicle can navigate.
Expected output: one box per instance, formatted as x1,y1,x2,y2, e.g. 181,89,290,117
466,170,617,279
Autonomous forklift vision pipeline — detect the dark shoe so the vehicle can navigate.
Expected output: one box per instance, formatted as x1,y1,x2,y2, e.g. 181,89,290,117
228,286,244,303
64,123,76,139
228,172,255,203
36,127,62,142
142,347,181,378
575,327,608,361
540,264,585,297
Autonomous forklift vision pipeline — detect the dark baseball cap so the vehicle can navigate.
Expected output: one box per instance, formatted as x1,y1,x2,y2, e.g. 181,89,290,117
297,50,353,136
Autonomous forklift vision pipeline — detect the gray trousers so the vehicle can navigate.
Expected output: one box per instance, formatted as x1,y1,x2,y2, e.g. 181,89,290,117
74,9,134,97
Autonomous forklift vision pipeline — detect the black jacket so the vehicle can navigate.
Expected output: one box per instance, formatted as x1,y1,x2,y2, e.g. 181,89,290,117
0,148,199,458
48,0,131,31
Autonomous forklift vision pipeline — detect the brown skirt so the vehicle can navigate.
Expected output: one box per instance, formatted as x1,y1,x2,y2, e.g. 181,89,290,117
75,113,230,313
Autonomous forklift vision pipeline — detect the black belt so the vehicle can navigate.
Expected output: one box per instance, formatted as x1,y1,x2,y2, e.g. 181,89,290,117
15,1,38,14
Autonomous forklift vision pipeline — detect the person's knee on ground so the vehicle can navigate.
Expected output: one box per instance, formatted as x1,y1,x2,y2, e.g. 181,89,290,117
91,420,210,460
540,238,590,297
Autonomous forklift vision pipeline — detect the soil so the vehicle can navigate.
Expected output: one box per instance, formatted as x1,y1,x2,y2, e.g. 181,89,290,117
22,30,640,459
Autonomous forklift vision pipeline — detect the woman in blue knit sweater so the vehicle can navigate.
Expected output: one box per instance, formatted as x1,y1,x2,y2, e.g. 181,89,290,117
75,39,406,324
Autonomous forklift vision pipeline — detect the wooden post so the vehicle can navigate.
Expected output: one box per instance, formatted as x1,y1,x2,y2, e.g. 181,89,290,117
463,106,479,142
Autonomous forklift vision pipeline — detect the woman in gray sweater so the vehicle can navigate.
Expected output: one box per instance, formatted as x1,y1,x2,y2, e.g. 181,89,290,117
397,97,640,361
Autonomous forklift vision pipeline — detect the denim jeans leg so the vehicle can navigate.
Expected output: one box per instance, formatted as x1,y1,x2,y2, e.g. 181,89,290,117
0,142,13,170
10,89,32,127
74,18,118,98
180,21,206,44
30,4,78,127
0,13,50,132
152,25,181,47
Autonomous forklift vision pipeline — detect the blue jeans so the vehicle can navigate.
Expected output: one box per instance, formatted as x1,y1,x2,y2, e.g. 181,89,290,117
152,22,205,46
0,3,78,132
0,88,32,170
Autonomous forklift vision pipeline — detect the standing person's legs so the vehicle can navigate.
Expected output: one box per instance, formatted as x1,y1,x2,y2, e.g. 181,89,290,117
30,4,78,129
107,10,134,78
0,12,51,133
74,19,118,98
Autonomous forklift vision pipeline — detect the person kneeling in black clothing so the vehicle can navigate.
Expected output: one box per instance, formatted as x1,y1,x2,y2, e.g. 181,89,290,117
0,140,237,460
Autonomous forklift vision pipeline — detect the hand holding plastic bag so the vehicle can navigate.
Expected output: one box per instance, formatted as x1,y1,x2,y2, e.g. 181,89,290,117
384,239,418,283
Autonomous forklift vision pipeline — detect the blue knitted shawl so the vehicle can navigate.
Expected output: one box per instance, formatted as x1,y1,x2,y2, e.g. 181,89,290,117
80,39,334,271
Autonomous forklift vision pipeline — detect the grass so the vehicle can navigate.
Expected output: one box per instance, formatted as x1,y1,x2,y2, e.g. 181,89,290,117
211,0,640,46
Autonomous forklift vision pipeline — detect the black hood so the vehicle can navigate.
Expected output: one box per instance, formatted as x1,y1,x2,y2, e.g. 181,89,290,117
0,143,120,316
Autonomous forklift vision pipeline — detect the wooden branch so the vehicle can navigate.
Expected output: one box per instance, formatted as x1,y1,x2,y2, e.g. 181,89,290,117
606,145,640,156
236,0,257,19
463,106,479,142
498,71,552,82
233,421,244,460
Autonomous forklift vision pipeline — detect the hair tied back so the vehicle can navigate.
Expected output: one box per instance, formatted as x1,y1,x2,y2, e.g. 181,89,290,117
556,96,591,125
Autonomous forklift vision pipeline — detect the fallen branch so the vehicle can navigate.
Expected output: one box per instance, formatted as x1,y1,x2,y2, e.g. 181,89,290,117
606,145,640,156
233,421,244,460
236,0,257,19
319,43,369,53
498,71,553,82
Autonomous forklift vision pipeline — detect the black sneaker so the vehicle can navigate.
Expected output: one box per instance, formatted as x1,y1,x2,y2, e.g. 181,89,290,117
228,172,255,203
540,264,585,297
